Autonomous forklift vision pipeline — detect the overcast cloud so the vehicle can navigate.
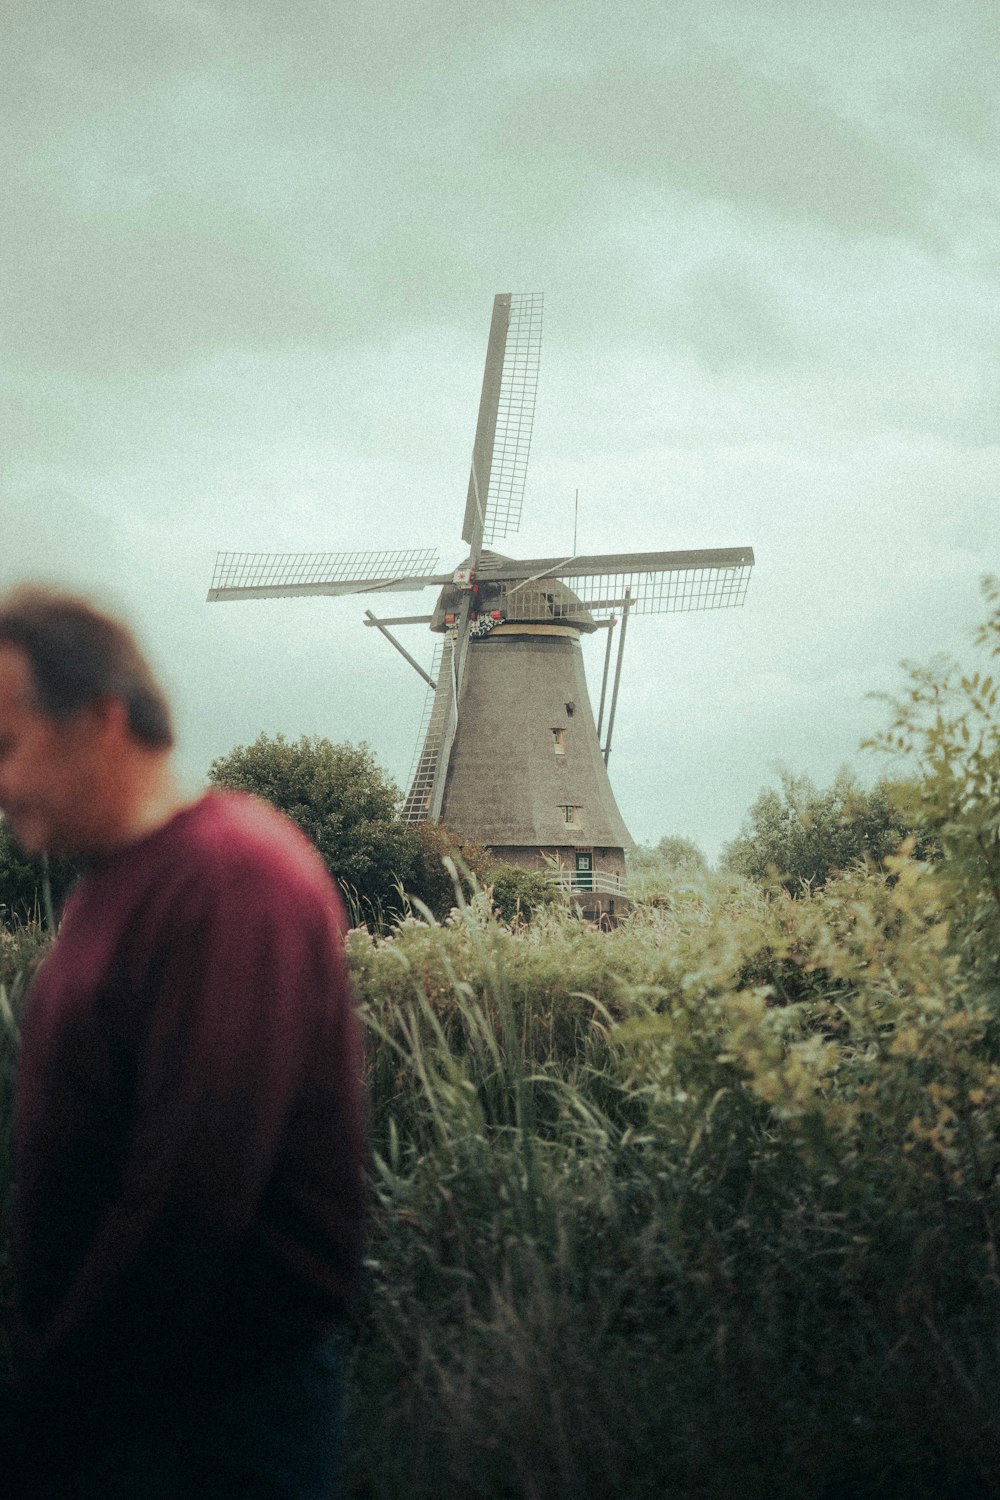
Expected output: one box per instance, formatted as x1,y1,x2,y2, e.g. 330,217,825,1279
2,0,997,858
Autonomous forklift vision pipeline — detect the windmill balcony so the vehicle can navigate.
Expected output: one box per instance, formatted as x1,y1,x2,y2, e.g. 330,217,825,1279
545,868,628,897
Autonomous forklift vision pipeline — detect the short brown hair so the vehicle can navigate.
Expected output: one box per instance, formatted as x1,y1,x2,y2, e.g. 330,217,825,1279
0,587,174,749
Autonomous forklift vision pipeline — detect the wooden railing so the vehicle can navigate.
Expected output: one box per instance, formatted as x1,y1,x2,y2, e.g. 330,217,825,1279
544,870,628,897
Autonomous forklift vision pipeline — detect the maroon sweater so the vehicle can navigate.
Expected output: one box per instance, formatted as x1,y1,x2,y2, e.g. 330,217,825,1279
13,792,365,1405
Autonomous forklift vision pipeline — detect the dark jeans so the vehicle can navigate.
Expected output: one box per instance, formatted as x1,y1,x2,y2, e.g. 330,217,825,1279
14,1334,344,1500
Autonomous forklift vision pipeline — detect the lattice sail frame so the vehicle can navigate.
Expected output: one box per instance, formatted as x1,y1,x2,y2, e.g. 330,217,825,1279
209,547,438,598
501,563,752,622
483,293,543,544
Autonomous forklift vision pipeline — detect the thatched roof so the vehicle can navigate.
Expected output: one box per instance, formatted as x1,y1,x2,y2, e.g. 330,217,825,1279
438,626,632,850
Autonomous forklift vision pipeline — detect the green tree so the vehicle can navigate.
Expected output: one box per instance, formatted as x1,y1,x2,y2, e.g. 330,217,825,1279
654,834,709,873
721,768,918,894
403,821,496,922
489,864,558,925
866,576,1000,986
208,733,417,923
627,834,711,903
629,834,708,878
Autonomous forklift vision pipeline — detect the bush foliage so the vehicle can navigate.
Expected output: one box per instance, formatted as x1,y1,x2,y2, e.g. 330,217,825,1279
208,732,418,923
627,833,711,903
344,853,1000,1498
488,864,558,925
720,767,921,893
0,821,78,930
629,833,708,877
208,733,498,927
865,576,1000,990
403,821,496,922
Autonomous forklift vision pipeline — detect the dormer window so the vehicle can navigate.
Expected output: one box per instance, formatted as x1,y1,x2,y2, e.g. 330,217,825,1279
562,805,581,826
551,728,566,755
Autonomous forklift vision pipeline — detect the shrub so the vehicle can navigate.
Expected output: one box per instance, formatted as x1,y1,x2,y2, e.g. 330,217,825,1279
628,834,713,904
866,575,1000,990
489,864,558,925
720,767,920,894
0,821,78,930
629,833,708,877
402,822,495,921
208,733,417,923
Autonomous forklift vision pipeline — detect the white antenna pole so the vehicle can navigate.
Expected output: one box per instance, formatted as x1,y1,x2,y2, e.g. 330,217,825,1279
573,488,578,553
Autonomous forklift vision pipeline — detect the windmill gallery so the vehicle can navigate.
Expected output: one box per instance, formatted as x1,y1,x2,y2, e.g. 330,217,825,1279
208,294,755,914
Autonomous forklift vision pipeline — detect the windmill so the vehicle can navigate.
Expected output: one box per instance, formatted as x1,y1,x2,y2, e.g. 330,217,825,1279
208,293,754,911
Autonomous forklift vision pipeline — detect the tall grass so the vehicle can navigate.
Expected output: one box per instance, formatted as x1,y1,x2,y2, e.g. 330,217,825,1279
1,866,998,1495
345,863,1000,1499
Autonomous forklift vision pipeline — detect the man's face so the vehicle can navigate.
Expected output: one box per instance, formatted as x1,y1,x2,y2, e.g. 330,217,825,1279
0,645,104,857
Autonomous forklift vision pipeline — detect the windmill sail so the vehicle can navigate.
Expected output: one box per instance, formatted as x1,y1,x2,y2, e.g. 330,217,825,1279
208,547,441,602
444,545,755,623
427,293,544,822
462,293,543,553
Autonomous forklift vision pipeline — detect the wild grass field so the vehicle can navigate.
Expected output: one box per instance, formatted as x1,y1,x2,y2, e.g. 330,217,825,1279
1,586,999,1497
343,857,999,1499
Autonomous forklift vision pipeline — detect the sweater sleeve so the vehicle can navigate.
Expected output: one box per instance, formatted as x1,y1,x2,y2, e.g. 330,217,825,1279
19,855,363,1397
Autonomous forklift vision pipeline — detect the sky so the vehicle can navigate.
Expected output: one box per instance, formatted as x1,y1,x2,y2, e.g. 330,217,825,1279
2,0,997,860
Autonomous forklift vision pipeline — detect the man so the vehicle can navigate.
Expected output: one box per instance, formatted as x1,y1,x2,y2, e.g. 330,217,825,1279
0,587,365,1498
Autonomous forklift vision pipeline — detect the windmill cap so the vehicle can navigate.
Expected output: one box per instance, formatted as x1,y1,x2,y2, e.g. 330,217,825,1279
429,551,598,634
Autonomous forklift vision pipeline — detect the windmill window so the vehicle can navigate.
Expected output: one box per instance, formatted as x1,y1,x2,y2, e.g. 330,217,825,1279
562,805,582,826
551,728,566,755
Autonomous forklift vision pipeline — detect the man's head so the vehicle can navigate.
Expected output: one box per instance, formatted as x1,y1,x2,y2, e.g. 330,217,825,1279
0,587,174,856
